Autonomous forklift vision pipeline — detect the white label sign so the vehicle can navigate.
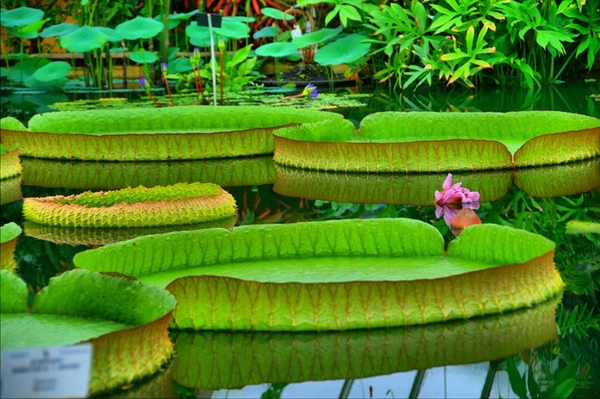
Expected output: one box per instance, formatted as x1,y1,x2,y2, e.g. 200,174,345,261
1,344,92,398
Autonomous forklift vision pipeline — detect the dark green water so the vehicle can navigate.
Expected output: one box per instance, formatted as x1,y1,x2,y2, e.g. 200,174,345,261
1,84,599,398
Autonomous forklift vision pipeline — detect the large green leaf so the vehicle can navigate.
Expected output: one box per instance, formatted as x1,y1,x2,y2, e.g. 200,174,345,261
260,7,294,21
74,219,563,331
292,25,344,49
172,295,560,389
255,42,299,58
32,61,71,82
213,19,250,40
0,6,44,28
21,156,276,190
0,176,22,206
274,165,512,205
0,222,21,272
314,34,370,66
60,25,108,53
0,143,22,180
129,49,158,64
40,22,79,38
1,106,341,161
24,217,237,246
1,269,176,394
7,57,50,84
0,222,21,244
273,111,600,172
23,182,237,228
115,16,163,40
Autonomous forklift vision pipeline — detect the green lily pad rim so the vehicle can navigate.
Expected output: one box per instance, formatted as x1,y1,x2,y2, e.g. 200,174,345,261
0,222,22,244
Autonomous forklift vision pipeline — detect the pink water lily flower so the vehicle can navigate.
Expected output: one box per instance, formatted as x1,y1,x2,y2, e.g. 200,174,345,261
434,173,480,226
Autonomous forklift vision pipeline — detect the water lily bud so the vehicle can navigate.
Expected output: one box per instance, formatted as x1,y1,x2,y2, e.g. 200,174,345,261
161,62,168,75
218,39,226,52
139,77,147,89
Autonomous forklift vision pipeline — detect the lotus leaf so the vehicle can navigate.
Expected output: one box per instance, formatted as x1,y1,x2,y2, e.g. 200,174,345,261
0,222,22,272
167,56,194,73
223,16,255,23
95,27,124,42
40,22,79,38
7,57,49,84
213,19,250,40
32,61,71,82
260,7,294,21
74,219,564,331
0,269,176,395
60,25,108,53
23,182,237,228
0,7,44,28
273,111,600,171
129,50,158,64
255,42,299,58
7,18,48,39
115,16,163,40
172,295,560,389
0,106,341,161
314,34,370,66
253,26,279,39
292,25,344,49
22,156,276,190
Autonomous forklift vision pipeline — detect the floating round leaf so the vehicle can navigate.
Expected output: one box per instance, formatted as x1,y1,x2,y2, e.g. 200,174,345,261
314,34,370,65
0,106,341,161
60,25,108,53
213,19,250,40
255,42,299,58
292,25,343,49
171,296,560,389
273,111,600,172
0,269,176,395
115,16,164,40
23,182,237,228
32,61,71,82
260,7,294,21
75,219,564,331
129,50,158,64
1,222,22,272
0,6,44,28
40,22,79,38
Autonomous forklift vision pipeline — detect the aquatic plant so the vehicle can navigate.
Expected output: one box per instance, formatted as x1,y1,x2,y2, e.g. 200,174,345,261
434,173,480,226
1,269,176,395
23,182,237,228
0,222,22,272
75,218,564,331
0,106,341,161
0,176,22,206
273,111,600,172
171,296,560,389
0,143,21,180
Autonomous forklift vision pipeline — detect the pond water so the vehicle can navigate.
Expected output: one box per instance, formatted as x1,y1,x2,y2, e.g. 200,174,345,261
1,83,599,398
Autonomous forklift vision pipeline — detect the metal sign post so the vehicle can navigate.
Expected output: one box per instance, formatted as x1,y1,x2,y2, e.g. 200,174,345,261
196,13,222,106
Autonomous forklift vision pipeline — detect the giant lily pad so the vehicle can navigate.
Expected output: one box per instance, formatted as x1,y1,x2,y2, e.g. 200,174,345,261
0,269,176,395
115,16,163,40
74,219,564,331
274,157,600,205
314,34,370,66
0,142,22,180
21,156,276,190
0,176,22,206
273,111,600,172
23,217,237,247
172,295,560,389
0,223,22,272
60,25,108,53
23,182,237,228
0,106,341,161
